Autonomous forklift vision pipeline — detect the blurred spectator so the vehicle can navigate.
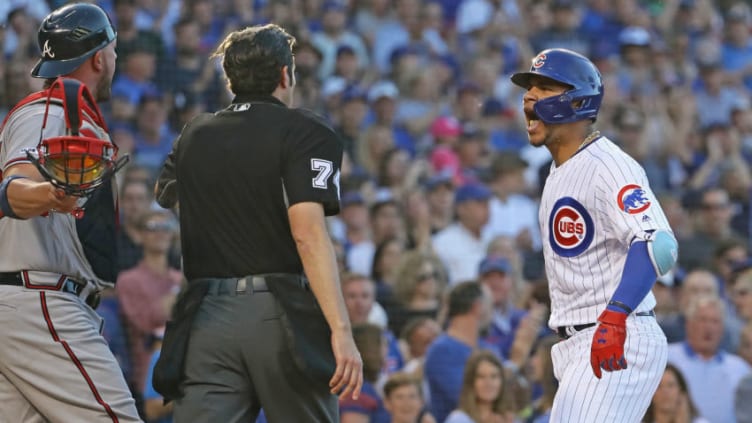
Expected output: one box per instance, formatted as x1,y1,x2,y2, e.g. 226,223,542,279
111,42,160,107
694,61,738,129
156,17,204,95
424,172,455,233
383,372,436,423
400,317,441,377
117,178,154,272
432,182,493,284
732,271,752,329
357,124,396,176
116,209,182,398
340,323,391,423
131,94,176,171
678,187,745,271
3,6,38,60
643,364,710,423
333,45,363,84
660,268,738,352
615,26,656,98
113,0,165,78
336,86,369,160
341,273,404,373
429,115,463,181
142,327,173,423
424,281,494,423
484,151,541,253
372,0,420,73
527,335,559,423
736,373,752,423
478,256,526,360
369,237,404,317
455,124,492,184
667,295,751,423
311,1,369,79
721,3,752,91
402,187,433,250
529,0,589,56
443,349,515,423
348,196,404,275
390,249,448,336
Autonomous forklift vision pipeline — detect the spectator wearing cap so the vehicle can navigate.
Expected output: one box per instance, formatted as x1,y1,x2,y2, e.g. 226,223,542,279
432,182,494,284
722,3,752,91
365,80,415,155
455,123,491,184
454,81,483,126
333,45,363,84
424,173,455,234
338,191,371,258
371,0,420,73
529,0,589,56
311,1,369,79
336,85,369,160
429,116,463,182
478,256,528,360
614,26,657,97
484,151,542,254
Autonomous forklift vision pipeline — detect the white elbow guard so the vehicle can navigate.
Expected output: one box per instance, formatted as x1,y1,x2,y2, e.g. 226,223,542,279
645,229,678,276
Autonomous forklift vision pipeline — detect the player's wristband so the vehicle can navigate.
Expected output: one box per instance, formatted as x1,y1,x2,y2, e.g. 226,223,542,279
0,175,29,219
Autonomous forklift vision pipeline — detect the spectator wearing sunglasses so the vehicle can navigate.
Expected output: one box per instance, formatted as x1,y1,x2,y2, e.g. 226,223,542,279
116,209,183,403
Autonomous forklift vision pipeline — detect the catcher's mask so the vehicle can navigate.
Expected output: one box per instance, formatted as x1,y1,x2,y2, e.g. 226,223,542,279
27,77,128,200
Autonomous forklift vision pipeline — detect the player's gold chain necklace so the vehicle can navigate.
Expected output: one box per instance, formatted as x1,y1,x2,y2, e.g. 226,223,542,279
577,130,601,152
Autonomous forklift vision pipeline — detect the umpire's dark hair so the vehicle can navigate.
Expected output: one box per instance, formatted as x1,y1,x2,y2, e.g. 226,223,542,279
212,24,295,96
446,281,484,320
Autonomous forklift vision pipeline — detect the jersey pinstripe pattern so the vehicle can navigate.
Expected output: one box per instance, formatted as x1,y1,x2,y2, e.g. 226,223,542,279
540,136,670,328
541,136,669,422
550,316,667,422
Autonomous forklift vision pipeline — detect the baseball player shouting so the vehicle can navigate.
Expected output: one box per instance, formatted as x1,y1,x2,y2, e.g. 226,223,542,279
0,4,140,422
511,48,677,422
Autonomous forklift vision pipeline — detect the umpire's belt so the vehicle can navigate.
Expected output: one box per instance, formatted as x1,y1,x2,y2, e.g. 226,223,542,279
556,310,655,339
0,271,90,298
199,273,309,296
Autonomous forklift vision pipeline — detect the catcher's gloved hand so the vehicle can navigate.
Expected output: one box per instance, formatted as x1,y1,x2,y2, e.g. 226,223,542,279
590,309,628,379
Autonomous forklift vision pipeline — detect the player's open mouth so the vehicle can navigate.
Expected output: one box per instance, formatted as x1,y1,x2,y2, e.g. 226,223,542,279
525,109,541,132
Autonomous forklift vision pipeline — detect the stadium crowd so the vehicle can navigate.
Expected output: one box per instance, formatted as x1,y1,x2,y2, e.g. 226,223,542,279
2,0,752,422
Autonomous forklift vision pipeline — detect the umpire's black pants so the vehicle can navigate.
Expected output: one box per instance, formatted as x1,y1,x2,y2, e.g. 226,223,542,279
173,275,338,423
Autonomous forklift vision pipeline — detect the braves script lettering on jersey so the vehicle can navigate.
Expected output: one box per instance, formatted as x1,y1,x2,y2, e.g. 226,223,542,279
540,137,668,422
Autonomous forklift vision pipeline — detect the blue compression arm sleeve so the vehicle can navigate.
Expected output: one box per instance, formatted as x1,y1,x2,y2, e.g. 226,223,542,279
606,241,658,314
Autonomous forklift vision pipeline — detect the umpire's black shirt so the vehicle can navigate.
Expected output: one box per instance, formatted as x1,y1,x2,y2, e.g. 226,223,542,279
167,94,343,280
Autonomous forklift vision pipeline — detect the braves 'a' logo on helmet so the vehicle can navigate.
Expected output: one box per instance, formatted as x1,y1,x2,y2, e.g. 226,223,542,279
617,184,651,214
549,197,594,257
532,53,547,69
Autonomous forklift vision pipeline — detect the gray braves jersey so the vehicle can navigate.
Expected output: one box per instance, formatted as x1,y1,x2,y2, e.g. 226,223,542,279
540,136,671,328
0,101,112,289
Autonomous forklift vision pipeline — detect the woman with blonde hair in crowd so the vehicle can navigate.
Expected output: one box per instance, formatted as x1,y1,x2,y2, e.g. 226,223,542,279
444,350,515,423
389,250,448,336
642,364,709,423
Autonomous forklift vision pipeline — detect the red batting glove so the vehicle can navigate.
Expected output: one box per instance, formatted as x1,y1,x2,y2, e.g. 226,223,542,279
590,309,628,379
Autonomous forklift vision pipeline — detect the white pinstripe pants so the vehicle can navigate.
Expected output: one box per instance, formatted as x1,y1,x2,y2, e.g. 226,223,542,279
550,315,667,423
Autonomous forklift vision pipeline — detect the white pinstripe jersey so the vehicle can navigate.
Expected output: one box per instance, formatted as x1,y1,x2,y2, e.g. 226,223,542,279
0,101,113,289
540,136,671,328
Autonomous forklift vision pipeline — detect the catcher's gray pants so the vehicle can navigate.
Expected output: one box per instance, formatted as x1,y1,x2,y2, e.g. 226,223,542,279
173,276,337,423
0,285,141,423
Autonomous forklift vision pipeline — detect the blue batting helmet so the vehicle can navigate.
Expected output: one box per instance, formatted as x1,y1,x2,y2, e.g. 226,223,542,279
511,48,603,124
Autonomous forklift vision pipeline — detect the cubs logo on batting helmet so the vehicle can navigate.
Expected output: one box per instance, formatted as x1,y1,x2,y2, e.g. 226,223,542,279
549,197,594,257
511,48,603,124
31,3,116,79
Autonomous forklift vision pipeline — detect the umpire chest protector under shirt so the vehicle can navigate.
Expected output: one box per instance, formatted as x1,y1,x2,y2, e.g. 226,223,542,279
174,94,343,280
